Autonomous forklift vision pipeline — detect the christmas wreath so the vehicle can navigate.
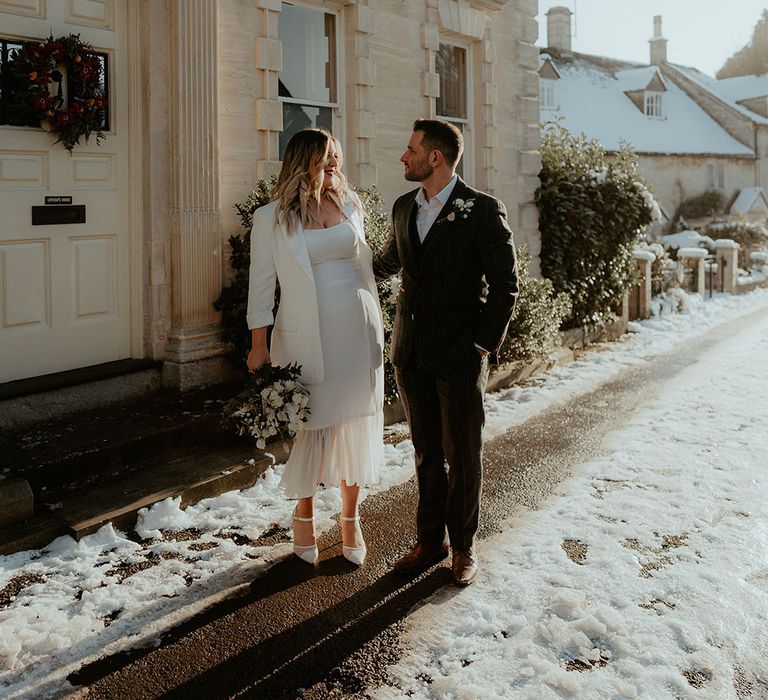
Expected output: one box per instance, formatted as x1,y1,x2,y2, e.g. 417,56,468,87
12,34,107,152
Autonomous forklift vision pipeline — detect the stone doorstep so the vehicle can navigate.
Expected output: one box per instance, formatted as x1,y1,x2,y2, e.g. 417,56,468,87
0,441,290,555
21,414,232,494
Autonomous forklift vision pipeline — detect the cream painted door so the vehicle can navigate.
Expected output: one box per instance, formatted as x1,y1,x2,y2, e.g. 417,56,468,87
0,0,130,383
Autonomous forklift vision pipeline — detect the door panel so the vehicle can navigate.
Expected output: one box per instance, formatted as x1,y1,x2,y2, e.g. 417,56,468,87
0,0,130,382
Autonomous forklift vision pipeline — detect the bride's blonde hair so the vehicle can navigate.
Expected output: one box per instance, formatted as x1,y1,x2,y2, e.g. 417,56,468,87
272,128,350,233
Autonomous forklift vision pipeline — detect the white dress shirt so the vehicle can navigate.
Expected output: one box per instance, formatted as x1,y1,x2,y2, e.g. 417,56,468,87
414,175,458,243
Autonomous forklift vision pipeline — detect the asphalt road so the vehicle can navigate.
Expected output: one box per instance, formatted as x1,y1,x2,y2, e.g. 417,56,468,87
68,306,768,700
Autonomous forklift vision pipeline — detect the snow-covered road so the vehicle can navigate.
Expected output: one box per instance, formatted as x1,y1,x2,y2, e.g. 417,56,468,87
1,288,768,699
373,307,768,700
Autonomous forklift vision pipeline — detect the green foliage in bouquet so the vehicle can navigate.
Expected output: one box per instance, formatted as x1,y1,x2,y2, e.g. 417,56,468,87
498,244,572,364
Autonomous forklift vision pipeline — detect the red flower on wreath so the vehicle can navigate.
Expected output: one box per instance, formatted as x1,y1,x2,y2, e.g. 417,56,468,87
12,33,108,152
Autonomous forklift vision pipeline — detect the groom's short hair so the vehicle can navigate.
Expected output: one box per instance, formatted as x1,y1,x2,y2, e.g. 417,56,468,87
413,118,464,168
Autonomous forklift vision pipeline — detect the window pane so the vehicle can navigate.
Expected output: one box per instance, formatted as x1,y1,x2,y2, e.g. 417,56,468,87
0,40,38,127
436,43,466,120
280,102,333,158
540,80,555,110
279,3,336,104
96,53,110,130
444,118,464,178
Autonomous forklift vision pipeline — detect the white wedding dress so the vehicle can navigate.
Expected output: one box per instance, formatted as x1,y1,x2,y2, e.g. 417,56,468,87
279,220,384,498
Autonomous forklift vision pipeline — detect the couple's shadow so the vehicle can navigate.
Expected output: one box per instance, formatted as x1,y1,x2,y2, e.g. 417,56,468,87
70,538,455,699
161,550,455,698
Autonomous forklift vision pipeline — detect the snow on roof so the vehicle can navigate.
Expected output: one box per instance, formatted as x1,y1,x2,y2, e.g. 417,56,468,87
541,54,754,156
615,66,665,93
730,187,768,215
717,73,768,101
669,64,768,126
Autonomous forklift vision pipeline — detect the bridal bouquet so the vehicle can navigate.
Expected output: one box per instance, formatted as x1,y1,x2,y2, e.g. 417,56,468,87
231,363,310,449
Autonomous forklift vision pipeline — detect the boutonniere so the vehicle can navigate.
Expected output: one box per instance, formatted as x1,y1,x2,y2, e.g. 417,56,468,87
438,197,476,225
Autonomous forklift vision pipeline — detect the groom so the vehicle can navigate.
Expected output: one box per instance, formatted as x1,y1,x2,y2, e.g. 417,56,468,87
373,119,518,585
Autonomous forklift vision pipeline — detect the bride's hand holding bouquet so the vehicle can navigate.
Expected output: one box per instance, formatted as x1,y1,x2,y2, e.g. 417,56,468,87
232,362,310,450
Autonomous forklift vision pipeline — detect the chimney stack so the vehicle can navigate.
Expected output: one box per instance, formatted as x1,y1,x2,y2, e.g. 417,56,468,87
546,6,573,54
649,15,668,65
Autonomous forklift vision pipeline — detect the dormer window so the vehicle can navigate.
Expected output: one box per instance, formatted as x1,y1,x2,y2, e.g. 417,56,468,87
540,80,556,111
538,54,561,113
622,67,667,118
644,91,663,118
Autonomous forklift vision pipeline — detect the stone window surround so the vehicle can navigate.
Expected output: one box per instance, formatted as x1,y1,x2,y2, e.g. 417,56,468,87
253,0,376,187
424,0,497,191
276,1,343,159
540,78,556,111
436,38,473,178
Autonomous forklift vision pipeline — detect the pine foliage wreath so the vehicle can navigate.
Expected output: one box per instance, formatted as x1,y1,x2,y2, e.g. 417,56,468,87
13,34,107,151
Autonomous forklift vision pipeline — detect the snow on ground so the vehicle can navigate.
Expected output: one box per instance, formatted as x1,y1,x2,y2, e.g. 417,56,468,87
373,301,768,700
1,288,768,698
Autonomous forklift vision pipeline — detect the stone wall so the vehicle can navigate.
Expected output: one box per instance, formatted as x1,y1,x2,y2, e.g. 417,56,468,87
365,0,542,273
140,0,541,386
637,153,755,216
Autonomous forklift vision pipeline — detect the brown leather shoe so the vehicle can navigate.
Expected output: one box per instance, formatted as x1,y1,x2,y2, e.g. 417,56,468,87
451,548,478,586
393,542,449,575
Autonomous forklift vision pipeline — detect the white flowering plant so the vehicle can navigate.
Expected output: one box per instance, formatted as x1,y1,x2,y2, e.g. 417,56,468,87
230,362,310,449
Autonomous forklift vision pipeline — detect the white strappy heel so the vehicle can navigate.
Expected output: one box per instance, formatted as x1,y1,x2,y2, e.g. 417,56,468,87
341,515,367,566
292,510,318,565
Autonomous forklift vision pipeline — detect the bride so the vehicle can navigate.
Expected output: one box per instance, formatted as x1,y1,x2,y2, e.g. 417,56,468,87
246,128,384,566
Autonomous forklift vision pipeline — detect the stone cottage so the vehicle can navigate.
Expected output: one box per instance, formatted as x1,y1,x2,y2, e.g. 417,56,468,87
539,7,768,225
0,0,540,400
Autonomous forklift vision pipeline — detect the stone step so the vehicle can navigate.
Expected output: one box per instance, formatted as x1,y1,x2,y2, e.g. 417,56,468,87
0,441,288,556
1,382,246,504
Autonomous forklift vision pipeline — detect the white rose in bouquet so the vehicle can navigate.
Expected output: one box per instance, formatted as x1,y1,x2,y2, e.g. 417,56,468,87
229,362,310,449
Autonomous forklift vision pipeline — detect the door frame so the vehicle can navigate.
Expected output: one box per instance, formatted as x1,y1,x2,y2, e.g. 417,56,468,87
126,0,144,360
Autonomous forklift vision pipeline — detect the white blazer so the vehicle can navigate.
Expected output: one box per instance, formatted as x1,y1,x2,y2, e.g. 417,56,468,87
246,191,383,385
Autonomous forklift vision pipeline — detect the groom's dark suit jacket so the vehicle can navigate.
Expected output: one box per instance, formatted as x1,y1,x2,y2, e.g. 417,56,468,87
374,177,519,373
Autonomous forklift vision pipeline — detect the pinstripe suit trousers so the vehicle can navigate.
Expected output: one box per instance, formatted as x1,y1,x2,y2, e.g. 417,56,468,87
395,353,490,551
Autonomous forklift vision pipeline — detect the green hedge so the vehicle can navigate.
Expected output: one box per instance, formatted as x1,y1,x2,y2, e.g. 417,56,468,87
498,244,571,364
537,123,659,328
677,190,725,220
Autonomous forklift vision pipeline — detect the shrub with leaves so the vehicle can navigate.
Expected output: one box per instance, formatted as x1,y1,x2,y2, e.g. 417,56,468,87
213,176,277,364
354,186,400,406
677,190,726,221
498,244,571,364
702,219,768,268
537,123,660,329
